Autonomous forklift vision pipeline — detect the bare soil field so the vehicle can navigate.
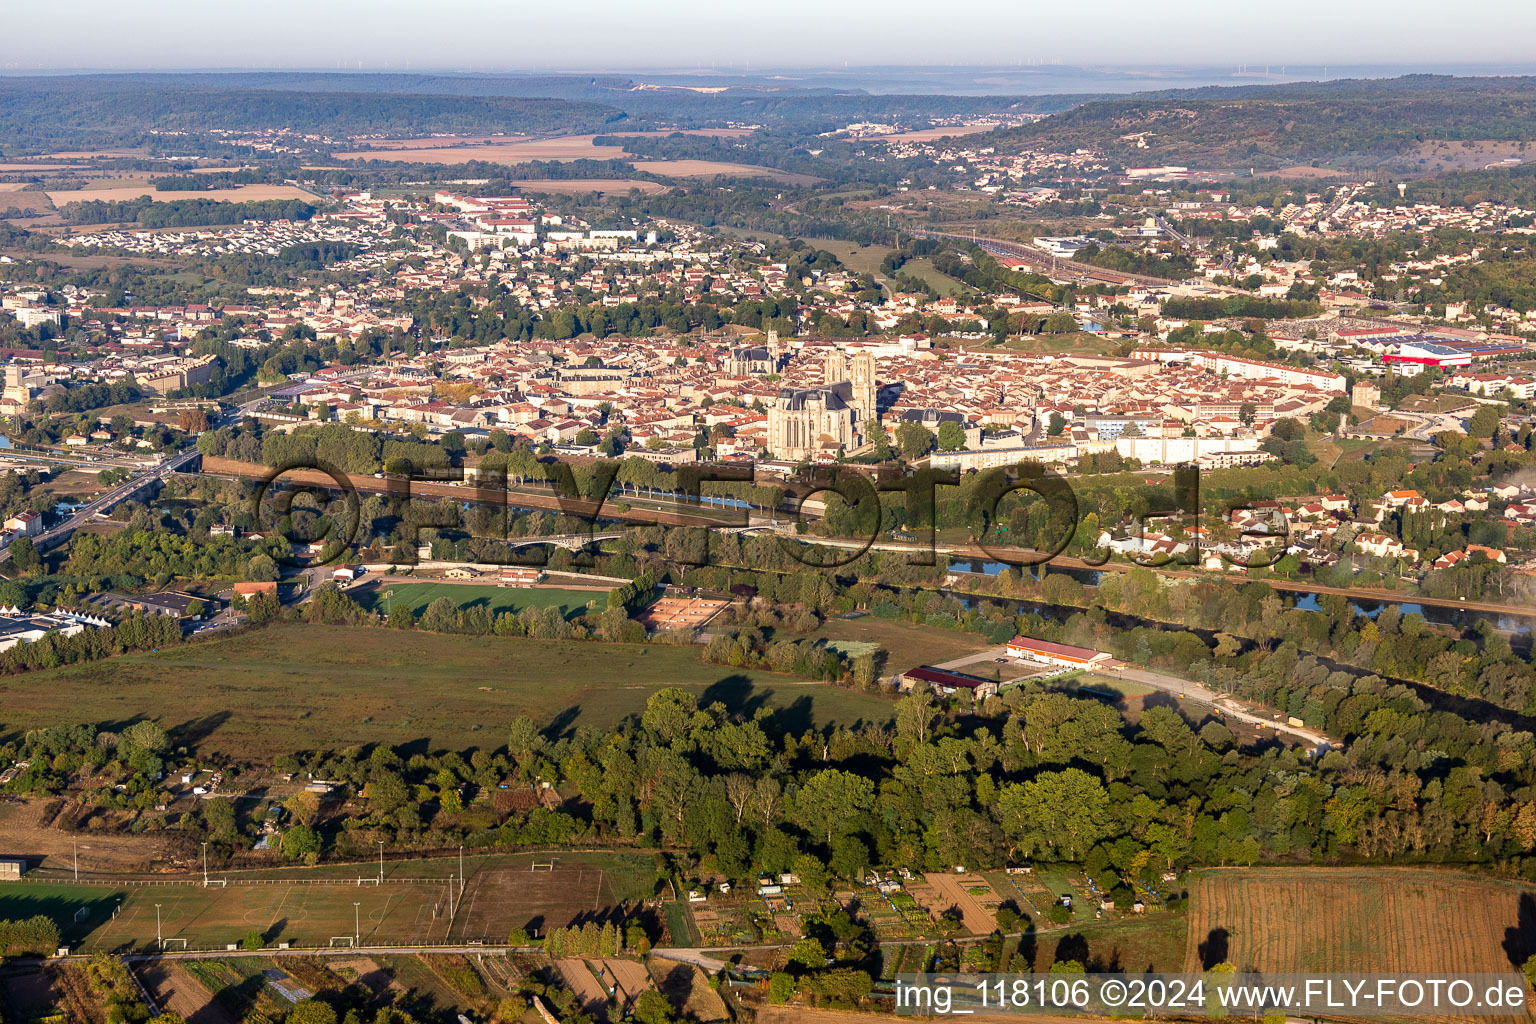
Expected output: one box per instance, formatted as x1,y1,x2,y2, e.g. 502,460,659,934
139,962,237,1024
448,863,614,940
602,958,654,1013
505,179,668,195
632,160,821,185
0,797,176,873
47,962,104,1024
872,123,999,142
0,965,64,1023
1271,166,1353,179
336,135,616,163
1186,866,1536,975
648,960,727,1022
328,956,401,996
46,184,320,205
922,872,999,934
558,958,610,1015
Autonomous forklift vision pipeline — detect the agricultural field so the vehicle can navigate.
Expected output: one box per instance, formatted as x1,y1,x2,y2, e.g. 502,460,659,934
896,257,969,297
0,624,896,755
812,616,994,673
1185,867,1536,974
334,135,617,163
630,160,822,185
921,872,1000,935
506,179,668,195
353,582,606,619
334,129,753,165
809,239,894,278
44,184,321,206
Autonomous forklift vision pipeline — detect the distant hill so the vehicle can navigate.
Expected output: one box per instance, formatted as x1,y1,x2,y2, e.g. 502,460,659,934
0,77,625,154
0,73,1085,154
978,75,1536,170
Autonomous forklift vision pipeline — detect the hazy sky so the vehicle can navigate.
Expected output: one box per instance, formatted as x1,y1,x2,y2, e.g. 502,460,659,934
5,0,1536,73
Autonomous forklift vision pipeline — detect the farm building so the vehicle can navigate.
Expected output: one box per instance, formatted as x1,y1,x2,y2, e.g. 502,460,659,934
892,666,999,701
1006,636,1116,670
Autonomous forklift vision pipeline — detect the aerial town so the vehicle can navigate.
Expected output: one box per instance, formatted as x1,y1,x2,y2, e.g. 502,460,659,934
0,19,1535,1024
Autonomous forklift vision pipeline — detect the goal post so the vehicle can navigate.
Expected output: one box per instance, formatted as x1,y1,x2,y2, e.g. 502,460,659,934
329,936,356,947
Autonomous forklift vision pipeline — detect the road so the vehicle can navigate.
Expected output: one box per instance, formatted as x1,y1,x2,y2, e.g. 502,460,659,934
20,447,202,556
913,229,1180,288
931,645,1332,750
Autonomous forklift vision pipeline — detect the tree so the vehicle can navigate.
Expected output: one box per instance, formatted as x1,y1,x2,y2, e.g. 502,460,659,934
866,418,892,460
936,420,967,451
203,797,238,842
243,931,263,950
282,823,322,861
997,768,1114,861
632,991,676,1024
1468,404,1502,439
420,596,458,633
9,536,38,573
246,553,279,582
793,770,875,843
1047,412,1065,436
895,690,939,746
787,936,828,972
895,422,935,460
769,972,796,1004
286,1000,337,1024
1043,311,1079,334
285,790,321,826
641,688,698,746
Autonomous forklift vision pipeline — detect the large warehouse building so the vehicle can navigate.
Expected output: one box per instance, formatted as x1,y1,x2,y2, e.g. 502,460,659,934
1006,636,1117,670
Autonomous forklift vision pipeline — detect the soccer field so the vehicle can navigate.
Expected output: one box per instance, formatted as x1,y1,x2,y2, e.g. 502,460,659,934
357,583,606,619
85,880,453,952
70,860,620,952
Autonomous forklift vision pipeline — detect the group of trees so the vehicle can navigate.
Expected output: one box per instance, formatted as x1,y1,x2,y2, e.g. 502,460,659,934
0,914,60,955
59,197,317,229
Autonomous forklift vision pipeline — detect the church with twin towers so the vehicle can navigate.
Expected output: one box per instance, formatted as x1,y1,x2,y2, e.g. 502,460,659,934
766,347,878,461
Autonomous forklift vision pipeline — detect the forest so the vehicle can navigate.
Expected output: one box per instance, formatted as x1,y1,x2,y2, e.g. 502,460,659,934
979,75,1536,169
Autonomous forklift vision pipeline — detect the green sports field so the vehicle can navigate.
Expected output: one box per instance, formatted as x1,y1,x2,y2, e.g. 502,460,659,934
355,583,606,619
17,852,647,952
